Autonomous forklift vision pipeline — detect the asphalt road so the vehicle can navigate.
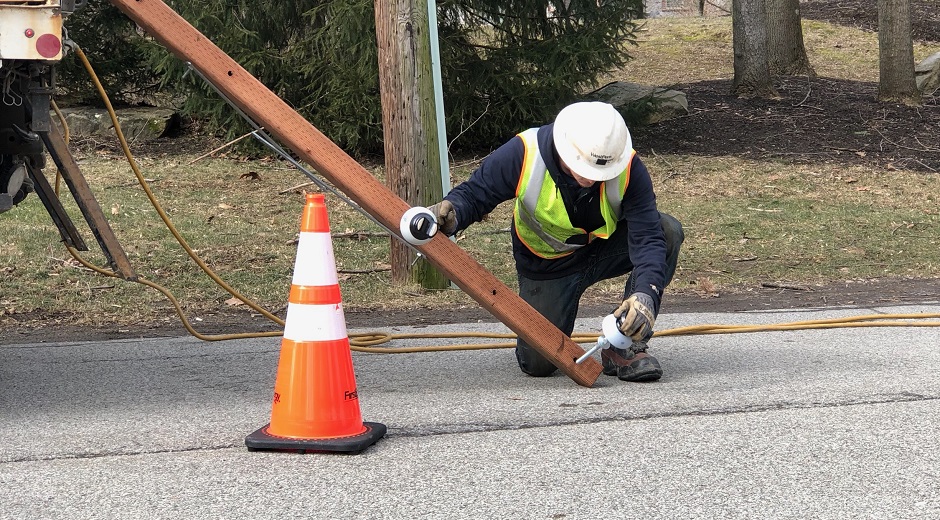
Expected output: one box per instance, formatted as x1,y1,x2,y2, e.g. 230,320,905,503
2,304,939,519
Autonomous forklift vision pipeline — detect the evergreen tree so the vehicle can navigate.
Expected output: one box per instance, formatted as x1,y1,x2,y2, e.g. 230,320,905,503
436,0,644,151
59,2,164,106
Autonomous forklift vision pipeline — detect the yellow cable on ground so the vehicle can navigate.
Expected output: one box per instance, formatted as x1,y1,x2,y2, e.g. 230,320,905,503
658,312,940,336
54,42,940,354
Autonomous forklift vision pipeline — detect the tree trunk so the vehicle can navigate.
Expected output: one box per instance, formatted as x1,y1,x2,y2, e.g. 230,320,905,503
766,0,815,77
374,0,449,288
877,0,921,104
732,0,778,98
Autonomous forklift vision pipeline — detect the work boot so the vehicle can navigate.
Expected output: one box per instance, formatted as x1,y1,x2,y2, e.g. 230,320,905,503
601,341,663,382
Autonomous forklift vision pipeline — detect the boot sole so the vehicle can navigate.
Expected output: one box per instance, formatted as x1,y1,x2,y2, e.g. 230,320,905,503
617,357,663,382
604,364,663,381
618,368,663,382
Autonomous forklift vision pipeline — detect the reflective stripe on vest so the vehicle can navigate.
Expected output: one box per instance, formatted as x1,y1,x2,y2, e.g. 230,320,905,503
512,128,633,259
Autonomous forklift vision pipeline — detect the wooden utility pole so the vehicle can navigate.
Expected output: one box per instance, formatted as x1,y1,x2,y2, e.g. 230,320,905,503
374,0,449,289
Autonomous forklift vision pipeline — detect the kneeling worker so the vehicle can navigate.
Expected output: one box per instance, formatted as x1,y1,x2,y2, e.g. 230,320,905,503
429,102,683,382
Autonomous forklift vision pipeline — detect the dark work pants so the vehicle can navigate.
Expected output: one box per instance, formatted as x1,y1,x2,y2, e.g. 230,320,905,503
514,212,684,377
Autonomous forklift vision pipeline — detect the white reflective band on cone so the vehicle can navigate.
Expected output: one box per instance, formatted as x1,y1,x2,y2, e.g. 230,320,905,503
282,302,349,342
292,232,339,287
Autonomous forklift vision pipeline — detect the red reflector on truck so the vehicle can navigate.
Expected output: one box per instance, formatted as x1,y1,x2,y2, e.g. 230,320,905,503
36,33,61,58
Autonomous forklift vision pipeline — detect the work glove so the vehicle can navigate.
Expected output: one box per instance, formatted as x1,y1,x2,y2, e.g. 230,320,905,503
428,200,457,236
613,292,656,342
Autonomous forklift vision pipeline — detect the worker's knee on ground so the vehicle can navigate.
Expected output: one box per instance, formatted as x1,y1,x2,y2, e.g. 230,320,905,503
661,212,685,252
515,342,558,377
660,213,684,288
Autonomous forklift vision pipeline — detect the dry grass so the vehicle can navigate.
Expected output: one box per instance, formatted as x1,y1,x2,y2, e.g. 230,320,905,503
608,17,734,86
649,156,940,292
604,16,936,87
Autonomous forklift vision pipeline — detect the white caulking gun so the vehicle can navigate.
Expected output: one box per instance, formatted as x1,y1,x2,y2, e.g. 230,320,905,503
575,313,631,364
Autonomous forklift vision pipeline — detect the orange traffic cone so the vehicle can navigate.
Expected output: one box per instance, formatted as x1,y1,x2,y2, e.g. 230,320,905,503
246,192,385,453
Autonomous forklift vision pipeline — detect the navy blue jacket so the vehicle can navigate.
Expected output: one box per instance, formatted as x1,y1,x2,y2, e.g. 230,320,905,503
444,123,667,310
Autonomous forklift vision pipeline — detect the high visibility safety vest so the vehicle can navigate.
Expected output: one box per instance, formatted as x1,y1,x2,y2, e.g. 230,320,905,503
513,128,633,259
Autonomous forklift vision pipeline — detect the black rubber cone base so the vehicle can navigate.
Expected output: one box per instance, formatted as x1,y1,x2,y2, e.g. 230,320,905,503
245,422,386,454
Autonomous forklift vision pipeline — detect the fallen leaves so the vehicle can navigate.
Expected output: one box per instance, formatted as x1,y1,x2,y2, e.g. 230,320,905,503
692,276,720,298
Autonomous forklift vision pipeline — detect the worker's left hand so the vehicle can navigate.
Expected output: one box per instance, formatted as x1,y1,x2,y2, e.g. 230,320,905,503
613,293,656,342
428,200,457,236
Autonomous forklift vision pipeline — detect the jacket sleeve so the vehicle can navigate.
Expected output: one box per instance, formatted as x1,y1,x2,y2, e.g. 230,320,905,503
442,137,524,233
622,156,668,315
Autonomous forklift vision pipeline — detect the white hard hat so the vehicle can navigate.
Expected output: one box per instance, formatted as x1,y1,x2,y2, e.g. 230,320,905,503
552,101,632,182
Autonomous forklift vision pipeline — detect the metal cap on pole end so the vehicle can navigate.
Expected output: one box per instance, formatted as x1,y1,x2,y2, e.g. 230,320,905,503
400,206,438,245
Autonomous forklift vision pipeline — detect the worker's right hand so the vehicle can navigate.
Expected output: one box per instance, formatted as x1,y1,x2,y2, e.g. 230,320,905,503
428,200,457,236
613,293,656,342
